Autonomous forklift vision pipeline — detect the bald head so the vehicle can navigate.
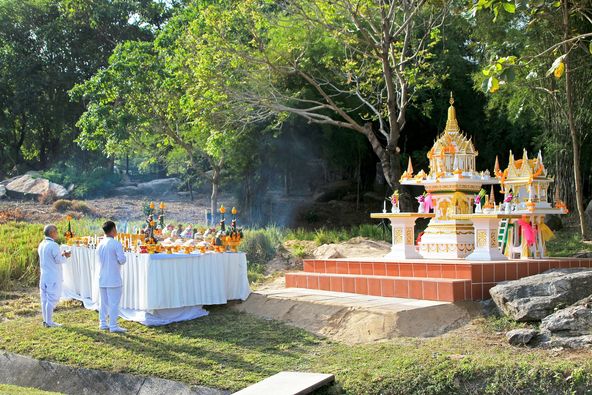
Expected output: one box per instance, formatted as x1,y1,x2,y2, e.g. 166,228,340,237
44,224,58,239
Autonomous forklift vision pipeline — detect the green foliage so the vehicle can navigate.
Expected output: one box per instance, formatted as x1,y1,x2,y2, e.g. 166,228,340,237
0,384,61,395
286,225,390,245
42,164,121,198
0,219,104,290
241,227,285,264
0,0,171,176
546,229,592,257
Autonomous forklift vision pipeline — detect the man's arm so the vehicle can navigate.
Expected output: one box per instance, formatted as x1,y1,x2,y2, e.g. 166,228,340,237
51,243,67,265
116,241,126,265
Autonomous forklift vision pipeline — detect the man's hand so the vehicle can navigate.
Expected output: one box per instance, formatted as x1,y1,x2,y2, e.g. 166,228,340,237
62,251,72,258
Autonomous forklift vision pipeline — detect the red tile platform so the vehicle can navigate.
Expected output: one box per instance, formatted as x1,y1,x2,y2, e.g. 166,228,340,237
285,258,592,302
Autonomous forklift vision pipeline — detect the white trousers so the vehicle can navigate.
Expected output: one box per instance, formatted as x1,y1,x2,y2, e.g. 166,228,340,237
40,282,61,325
99,286,122,329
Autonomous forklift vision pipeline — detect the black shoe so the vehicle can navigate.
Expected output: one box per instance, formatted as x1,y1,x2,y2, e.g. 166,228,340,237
43,322,50,328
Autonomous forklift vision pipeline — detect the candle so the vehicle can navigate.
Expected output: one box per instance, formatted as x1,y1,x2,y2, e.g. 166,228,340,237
383,201,387,213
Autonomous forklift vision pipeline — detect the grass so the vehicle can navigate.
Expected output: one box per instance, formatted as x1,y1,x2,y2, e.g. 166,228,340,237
0,297,591,394
0,384,62,395
546,229,592,257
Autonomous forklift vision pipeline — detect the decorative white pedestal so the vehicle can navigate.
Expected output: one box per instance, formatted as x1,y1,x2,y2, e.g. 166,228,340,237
463,216,507,261
370,213,435,259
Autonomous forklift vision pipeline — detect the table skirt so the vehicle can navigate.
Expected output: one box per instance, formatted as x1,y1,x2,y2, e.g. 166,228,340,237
61,246,250,326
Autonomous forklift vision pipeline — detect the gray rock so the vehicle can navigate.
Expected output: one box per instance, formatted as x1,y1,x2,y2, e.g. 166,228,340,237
480,299,501,317
113,185,141,196
506,328,538,346
489,268,592,322
137,178,181,196
539,335,592,349
0,351,227,395
544,214,563,231
5,174,67,200
540,295,592,336
0,185,5,199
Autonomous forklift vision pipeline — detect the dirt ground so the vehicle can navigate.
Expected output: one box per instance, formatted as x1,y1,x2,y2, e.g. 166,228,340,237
0,195,234,224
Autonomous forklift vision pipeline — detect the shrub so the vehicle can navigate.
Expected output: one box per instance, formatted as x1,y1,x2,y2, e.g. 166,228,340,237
38,189,58,204
241,227,284,264
42,163,121,198
52,199,73,212
52,199,96,216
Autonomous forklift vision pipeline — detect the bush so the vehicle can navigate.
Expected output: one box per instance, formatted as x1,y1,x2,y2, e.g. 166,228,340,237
241,227,285,264
43,163,121,198
52,199,96,216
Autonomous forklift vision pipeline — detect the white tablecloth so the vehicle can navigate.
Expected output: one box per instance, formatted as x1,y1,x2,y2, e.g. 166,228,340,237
61,246,250,326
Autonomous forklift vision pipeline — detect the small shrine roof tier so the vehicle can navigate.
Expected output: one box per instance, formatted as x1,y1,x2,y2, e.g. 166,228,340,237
400,93,496,189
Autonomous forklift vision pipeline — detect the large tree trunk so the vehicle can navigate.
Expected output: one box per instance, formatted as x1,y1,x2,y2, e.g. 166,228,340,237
562,0,590,239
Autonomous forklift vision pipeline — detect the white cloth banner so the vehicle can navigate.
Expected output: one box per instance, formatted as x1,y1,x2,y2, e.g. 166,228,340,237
61,246,250,326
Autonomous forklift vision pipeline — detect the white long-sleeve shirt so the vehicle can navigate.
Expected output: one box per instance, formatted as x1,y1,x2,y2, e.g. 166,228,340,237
96,237,126,288
38,237,67,286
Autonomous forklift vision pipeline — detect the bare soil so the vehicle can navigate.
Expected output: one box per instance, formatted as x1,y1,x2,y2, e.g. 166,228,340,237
0,195,234,224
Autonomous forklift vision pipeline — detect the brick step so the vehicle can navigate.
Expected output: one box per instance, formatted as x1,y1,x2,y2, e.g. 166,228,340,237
285,272,471,302
303,259,473,279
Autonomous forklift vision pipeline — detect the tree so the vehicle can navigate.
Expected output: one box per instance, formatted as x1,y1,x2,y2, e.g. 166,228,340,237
0,0,174,177
187,0,447,190
470,0,592,239
73,8,258,220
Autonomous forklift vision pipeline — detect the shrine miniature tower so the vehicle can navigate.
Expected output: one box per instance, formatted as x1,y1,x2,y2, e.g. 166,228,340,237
401,94,496,258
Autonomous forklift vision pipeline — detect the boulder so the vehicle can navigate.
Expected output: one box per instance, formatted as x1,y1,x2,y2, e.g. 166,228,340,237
540,295,592,336
489,268,592,322
5,174,67,200
136,178,180,196
312,245,344,259
544,214,563,231
113,185,141,196
506,328,538,346
539,335,592,349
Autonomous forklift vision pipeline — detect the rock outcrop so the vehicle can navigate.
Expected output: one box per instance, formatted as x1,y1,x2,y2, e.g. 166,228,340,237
540,295,592,336
489,268,592,321
113,178,180,197
4,174,67,200
506,328,538,346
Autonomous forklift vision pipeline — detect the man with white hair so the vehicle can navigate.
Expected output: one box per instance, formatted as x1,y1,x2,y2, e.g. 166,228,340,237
38,224,71,328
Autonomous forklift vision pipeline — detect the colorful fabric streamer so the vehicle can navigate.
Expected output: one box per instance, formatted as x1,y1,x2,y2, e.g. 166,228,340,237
540,222,555,242
424,193,433,213
517,217,536,246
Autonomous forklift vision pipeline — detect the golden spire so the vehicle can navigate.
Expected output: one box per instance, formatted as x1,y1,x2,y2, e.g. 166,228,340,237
494,155,500,175
445,92,460,134
406,157,413,176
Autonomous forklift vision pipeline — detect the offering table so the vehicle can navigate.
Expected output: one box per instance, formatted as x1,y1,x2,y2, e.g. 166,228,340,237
370,213,435,259
61,245,250,326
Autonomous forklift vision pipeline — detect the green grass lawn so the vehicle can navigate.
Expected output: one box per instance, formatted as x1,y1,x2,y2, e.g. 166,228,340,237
0,384,62,395
1,292,591,394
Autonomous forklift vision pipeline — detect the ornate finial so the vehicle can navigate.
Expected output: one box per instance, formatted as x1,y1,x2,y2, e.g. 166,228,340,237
445,92,459,134
406,157,414,175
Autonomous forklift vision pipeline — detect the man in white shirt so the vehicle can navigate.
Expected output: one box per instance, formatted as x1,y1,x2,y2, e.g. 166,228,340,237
38,224,71,328
96,220,127,333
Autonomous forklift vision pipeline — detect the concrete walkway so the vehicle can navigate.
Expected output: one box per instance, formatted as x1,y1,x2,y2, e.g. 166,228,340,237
0,351,226,395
